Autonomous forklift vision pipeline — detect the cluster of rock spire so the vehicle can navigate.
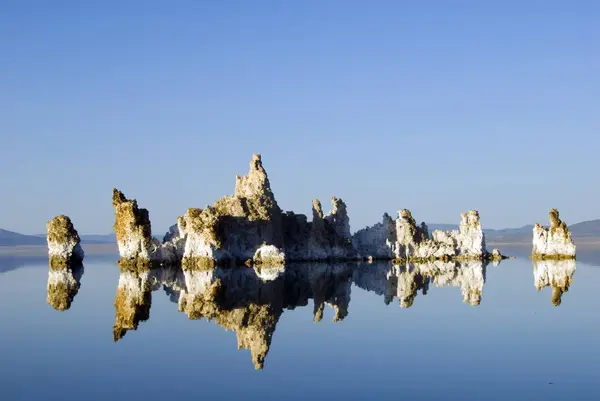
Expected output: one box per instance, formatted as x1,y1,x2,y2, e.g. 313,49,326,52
45,154,578,269
44,154,579,270
106,154,511,268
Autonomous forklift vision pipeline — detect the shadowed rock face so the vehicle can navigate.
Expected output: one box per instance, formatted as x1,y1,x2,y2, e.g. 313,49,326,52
533,259,576,306
532,209,576,260
353,213,397,260
46,215,84,268
46,264,84,311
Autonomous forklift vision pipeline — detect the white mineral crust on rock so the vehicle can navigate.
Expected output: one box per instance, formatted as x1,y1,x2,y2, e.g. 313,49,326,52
391,209,488,260
532,209,576,258
46,215,84,264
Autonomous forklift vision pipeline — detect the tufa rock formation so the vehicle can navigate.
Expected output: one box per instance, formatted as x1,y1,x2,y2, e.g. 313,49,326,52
532,209,576,260
180,154,285,268
533,259,576,306
112,189,153,264
112,189,182,269
178,154,355,268
352,209,493,262
109,154,505,267
46,264,84,311
46,215,84,268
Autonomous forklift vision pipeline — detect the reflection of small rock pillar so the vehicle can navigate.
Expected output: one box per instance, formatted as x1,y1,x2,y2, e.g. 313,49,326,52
47,264,84,311
46,215,84,268
533,259,576,306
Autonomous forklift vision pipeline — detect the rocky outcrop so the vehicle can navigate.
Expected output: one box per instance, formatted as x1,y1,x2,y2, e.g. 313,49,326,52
393,209,488,261
112,189,153,265
532,209,576,260
112,189,182,268
46,215,84,268
533,259,576,306
281,198,355,261
181,154,285,268
46,264,84,311
353,209,492,262
353,213,396,260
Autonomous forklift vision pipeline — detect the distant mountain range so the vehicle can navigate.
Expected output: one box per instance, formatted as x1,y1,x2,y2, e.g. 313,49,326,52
2,219,600,246
0,229,117,246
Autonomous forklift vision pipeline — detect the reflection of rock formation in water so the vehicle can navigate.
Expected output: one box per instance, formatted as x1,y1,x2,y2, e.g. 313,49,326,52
178,268,283,369
46,215,84,268
175,263,354,369
47,264,84,311
353,260,487,306
308,263,353,322
180,154,285,268
113,270,153,341
533,259,576,306
421,261,486,306
352,210,497,262
532,209,576,260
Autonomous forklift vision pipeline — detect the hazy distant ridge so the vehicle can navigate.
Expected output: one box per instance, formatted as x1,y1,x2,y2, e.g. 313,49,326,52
2,220,600,246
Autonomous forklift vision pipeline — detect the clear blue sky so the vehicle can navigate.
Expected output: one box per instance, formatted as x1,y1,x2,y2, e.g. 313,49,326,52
1,1,599,235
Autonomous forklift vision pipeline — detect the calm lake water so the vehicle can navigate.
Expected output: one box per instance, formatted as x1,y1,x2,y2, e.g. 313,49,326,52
1,245,599,401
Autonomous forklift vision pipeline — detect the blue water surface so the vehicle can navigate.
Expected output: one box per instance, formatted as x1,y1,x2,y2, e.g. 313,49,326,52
1,246,599,401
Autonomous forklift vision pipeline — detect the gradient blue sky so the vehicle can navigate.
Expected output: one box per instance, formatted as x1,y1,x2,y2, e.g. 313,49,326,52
1,1,599,235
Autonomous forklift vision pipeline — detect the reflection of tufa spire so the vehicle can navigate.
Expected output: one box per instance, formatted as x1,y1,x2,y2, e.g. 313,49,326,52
533,259,576,306
47,264,84,311
354,260,486,307
178,268,283,370
309,263,353,322
113,270,153,342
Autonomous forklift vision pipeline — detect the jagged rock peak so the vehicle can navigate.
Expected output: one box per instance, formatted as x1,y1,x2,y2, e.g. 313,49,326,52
325,197,351,239
532,208,576,260
112,188,153,261
46,215,84,268
396,209,429,245
235,153,274,200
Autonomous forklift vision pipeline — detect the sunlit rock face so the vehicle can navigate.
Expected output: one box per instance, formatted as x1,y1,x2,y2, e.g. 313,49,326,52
112,189,154,264
392,210,488,261
532,209,576,260
181,154,285,268
112,189,183,267
113,270,153,341
352,213,396,260
46,215,84,268
46,264,84,311
533,259,576,306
